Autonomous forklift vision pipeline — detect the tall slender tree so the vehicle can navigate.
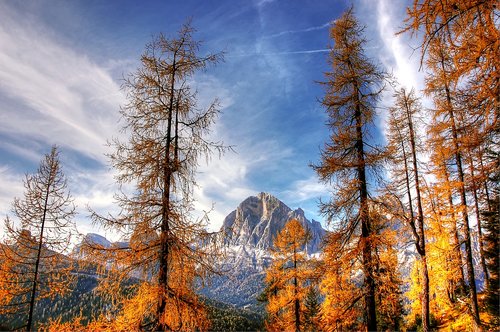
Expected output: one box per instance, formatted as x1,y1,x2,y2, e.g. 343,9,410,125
425,35,480,326
82,22,228,331
0,146,76,331
312,7,386,331
385,87,431,331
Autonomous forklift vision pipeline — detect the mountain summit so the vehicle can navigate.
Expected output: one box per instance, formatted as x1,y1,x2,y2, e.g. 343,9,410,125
221,192,324,253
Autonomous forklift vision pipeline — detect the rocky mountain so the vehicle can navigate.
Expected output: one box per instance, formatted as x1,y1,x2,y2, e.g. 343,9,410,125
200,192,326,310
222,192,324,254
72,232,128,256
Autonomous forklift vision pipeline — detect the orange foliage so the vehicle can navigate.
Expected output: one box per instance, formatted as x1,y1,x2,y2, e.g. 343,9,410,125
265,219,316,332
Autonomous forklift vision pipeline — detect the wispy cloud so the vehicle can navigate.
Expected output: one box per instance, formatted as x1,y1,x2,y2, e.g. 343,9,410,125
0,3,125,164
263,22,331,39
375,0,424,91
228,48,330,58
0,3,127,239
0,166,24,217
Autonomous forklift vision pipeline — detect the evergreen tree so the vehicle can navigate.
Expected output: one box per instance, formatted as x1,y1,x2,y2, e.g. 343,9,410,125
303,286,321,332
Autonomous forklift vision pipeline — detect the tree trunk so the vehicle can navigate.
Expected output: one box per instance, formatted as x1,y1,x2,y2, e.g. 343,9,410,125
469,155,490,290
355,97,376,332
157,51,178,332
27,160,56,332
293,247,301,332
442,161,467,297
441,56,480,326
406,99,430,332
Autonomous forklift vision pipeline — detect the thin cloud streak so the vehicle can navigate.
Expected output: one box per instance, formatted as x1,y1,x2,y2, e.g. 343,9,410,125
228,48,330,58
263,22,331,39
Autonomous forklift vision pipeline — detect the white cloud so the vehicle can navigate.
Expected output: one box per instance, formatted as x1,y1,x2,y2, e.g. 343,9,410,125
0,3,125,164
263,22,331,39
375,0,425,92
282,175,329,204
0,3,128,241
0,166,24,219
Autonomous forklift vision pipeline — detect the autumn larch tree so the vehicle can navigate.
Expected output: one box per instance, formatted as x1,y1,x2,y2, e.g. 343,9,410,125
264,219,314,332
319,204,403,332
425,34,481,326
312,7,386,331
402,0,499,128
385,87,431,331
421,140,467,301
0,146,76,331
80,22,227,331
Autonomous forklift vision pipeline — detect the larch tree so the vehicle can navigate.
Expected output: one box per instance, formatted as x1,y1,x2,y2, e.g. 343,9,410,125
264,219,314,332
402,0,499,126
424,141,467,300
312,7,386,331
319,231,363,331
371,208,404,332
385,87,431,331
79,22,227,331
403,3,499,326
319,204,403,332
0,146,76,331
425,34,480,326
464,143,490,290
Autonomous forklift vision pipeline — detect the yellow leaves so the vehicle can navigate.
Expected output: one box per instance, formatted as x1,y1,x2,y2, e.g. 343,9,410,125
264,219,315,332
114,282,156,330
272,218,309,256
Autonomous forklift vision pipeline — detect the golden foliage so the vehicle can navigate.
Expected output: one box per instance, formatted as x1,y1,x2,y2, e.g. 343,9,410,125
265,219,316,332
319,209,403,331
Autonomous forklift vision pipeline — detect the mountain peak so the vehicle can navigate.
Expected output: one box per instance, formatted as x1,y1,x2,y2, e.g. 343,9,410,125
221,193,324,253
202,193,326,309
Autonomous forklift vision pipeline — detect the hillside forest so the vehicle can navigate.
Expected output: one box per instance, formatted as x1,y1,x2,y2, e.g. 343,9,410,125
0,1,498,331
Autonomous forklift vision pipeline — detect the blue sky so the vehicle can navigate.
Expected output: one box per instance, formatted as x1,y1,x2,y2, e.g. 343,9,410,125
0,0,425,240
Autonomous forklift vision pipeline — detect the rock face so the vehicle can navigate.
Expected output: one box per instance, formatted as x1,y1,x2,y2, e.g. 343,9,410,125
222,192,325,255
200,193,326,310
